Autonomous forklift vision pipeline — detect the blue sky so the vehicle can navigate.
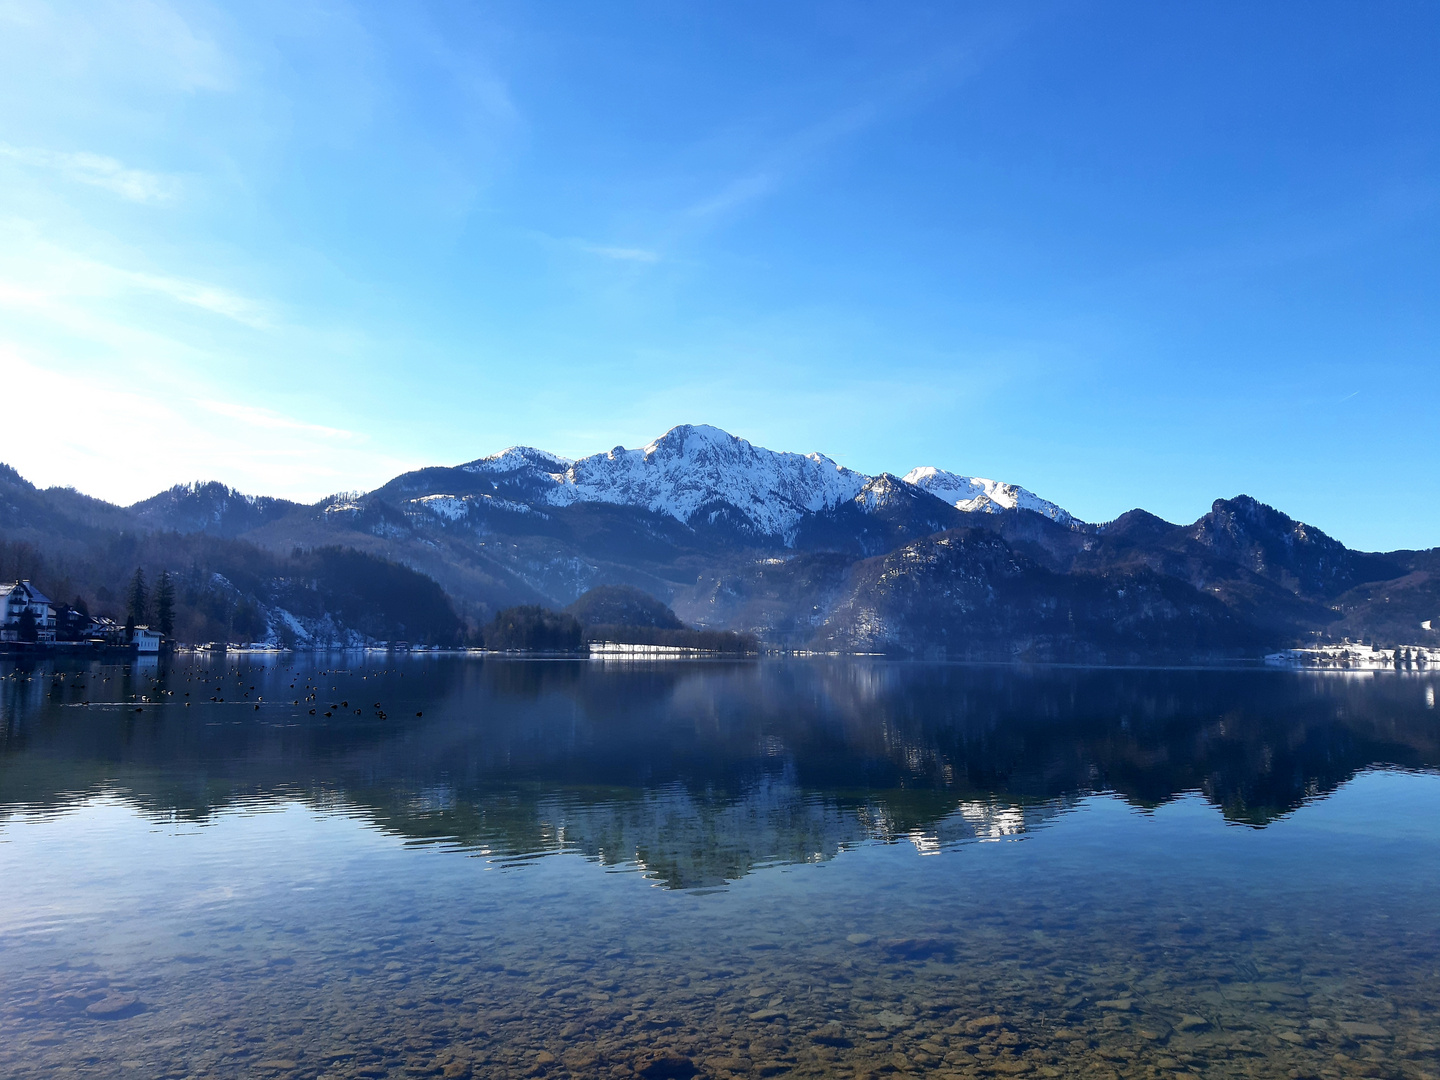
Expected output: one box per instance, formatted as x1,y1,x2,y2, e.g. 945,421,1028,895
1,1,1436,550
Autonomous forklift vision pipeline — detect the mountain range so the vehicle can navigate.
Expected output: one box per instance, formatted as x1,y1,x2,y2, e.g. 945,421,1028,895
3,423,1437,658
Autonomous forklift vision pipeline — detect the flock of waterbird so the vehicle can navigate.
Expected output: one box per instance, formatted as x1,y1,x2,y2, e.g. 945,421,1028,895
3,663,425,721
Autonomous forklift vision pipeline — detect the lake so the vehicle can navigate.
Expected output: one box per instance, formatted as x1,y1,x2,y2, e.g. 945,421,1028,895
1,655,1438,1080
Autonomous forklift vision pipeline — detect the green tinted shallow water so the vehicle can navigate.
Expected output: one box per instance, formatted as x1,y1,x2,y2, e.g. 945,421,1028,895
1,657,1438,1080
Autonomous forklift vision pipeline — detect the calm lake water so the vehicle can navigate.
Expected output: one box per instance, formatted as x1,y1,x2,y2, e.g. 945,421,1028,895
1,655,1438,1080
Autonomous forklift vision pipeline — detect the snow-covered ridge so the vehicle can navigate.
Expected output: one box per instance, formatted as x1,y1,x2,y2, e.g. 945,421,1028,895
546,424,867,538
902,467,1076,527
461,446,571,479
444,425,1076,539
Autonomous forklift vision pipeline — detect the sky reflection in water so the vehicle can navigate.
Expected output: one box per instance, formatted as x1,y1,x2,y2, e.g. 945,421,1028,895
1,656,1438,1080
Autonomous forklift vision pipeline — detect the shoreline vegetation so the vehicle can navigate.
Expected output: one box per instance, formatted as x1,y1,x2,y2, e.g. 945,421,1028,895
481,593,759,656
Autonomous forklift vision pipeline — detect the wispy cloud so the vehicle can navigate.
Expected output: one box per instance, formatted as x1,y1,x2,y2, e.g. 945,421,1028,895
579,243,662,263
196,399,354,439
121,268,270,326
0,0,233,94
683,94,889,222
0,143,179,203
680,17,1025,226
0,224,272,329
687,172,780,221
1,346,415,505
531,232,665,264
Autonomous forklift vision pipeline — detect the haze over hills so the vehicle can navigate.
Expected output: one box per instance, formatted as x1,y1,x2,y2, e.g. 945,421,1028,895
2,424,1437,659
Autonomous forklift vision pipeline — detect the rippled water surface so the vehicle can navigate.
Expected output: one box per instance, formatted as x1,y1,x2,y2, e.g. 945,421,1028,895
2,655,1438,1080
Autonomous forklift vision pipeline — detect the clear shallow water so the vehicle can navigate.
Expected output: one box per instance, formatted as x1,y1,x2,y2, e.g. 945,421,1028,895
1,657,1438,1080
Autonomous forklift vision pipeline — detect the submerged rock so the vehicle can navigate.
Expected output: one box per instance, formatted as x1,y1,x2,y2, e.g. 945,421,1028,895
634,1050,697,1078
1337,1021,1390,1039
84,993,144,1019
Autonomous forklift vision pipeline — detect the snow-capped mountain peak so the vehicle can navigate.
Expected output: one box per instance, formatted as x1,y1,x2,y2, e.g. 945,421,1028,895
550,424,868,538
641,423,733,457
901,467,1076,527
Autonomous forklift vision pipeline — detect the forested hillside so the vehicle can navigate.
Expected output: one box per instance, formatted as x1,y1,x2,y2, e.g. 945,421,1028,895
0,467,461,646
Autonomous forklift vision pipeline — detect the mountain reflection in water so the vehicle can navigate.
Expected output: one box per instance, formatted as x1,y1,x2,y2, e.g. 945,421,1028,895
3,657,1436,889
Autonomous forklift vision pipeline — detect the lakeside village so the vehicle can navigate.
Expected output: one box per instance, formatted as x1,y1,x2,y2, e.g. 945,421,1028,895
0,576,454,657
0,579,166,656
0,578,751,659
1264,640,1440,671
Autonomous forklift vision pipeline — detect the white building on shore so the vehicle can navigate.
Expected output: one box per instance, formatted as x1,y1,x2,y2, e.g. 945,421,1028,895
132,625,163,653
0,580,56,643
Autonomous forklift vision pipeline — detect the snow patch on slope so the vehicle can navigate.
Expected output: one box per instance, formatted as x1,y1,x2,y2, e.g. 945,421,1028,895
408,493,537,520
412,494,468,521
902,467,1076,526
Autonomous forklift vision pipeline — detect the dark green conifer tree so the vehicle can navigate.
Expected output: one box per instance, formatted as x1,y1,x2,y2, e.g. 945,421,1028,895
155,571,175,638
127,568,149,626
